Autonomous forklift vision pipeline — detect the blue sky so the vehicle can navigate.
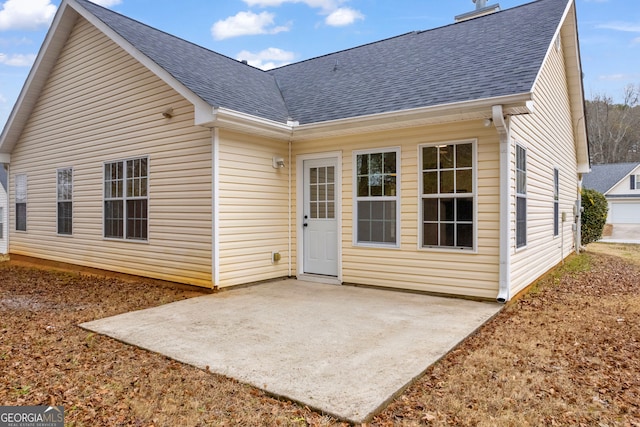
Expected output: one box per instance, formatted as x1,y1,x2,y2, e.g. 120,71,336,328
0,0,639,129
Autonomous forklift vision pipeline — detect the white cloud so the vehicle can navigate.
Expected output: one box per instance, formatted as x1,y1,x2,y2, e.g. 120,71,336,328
0,0,57,31
0,93,6,103
325,7,363,27
598,73,628,81
242,0,364,27
0,52,36,66
212,11,290,40
243,0,340,13
236,47,295,70
596,22,640,33
91,0,122,7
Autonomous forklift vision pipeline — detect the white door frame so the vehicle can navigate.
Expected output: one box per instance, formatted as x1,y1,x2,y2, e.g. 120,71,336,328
296,151,342,284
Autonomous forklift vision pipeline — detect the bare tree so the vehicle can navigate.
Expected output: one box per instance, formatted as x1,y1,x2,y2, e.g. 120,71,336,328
587,84,640,164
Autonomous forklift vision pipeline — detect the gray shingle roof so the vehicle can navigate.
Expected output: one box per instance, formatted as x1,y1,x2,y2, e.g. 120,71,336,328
75,0,290,123
582,163,640,194
75,0,568,125
269,0,567,124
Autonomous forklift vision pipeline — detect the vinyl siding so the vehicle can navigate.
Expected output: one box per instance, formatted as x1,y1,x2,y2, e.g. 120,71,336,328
509,27,580,296
217,130,290,287
293,121,501,299
8,17,213,287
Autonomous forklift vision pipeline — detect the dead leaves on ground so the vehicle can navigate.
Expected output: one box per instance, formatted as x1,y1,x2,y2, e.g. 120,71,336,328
1,252,640,426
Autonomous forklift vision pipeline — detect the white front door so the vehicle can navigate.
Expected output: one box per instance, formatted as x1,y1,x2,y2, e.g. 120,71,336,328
303,158,338,276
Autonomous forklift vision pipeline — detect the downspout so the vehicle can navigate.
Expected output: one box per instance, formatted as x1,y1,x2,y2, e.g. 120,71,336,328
288,137,292,278
493,105,511,303
575,175,583,254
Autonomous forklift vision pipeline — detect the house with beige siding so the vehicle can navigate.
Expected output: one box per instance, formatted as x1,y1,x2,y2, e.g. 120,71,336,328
0,0,589,301
583,163,640,225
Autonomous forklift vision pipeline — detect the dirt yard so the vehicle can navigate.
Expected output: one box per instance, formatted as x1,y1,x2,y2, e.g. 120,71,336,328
1,245,639,426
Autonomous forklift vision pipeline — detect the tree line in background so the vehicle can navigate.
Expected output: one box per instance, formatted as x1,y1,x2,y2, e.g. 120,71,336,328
586,83,640,165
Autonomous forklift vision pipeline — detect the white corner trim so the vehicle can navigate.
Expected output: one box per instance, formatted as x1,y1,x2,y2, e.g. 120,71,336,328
0,154,10,163
212,127,220,288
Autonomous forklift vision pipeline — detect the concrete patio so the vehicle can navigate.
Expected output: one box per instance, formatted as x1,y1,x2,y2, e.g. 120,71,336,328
81,279,501,423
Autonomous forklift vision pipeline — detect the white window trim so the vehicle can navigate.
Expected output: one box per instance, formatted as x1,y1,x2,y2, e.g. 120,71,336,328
352,147,401,248
56,167,73,237
15,173,27,233
418,139,478,253
102,156,149,243
515,143,527,250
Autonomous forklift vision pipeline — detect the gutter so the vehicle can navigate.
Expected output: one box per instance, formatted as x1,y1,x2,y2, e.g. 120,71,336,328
493,105,511,303
192,94,534,142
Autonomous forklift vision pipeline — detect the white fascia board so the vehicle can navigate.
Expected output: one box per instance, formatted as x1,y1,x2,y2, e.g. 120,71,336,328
530,0,589,173
204,107,294,140
0,1,78,154
68,0,212,123
530,0,573,95
198,93,532,141
292,93,533,141
0,154,10,163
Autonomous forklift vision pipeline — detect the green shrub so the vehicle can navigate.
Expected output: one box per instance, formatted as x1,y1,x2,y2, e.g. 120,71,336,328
581,188,608,245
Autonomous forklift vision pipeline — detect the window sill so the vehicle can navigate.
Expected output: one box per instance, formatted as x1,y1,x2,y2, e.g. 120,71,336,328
353,242,401,250
103,237,149,244
419,246,478,255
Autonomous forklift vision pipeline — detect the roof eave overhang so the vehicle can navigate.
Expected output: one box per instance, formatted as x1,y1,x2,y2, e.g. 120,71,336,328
292,93,534,141
200,93,535,141
0,1,78,156
530,0,589,174
197,107,294,140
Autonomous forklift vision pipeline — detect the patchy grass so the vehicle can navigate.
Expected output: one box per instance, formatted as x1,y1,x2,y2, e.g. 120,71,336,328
1,250,639,426
588,241,640,267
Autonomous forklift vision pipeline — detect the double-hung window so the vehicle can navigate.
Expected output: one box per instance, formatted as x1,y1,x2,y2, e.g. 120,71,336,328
421,141,475,250
0,207,4,239
553,168,560,237
104,157,148,241
516,144,527,248
354,148,400,246
15,174,27,232
57,168,73,235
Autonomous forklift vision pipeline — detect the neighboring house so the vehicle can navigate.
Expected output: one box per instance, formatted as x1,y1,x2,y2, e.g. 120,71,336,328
583,163,640,224
0,164,6,254
0,0,589,302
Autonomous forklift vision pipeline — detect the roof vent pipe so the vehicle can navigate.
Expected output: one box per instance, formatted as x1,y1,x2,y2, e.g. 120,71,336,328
455,1,501,22
474,0,488,9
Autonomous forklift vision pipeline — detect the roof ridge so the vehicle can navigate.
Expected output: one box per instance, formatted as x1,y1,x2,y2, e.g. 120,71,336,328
415,0,554,34
269,0,563,73
268,31,416,72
